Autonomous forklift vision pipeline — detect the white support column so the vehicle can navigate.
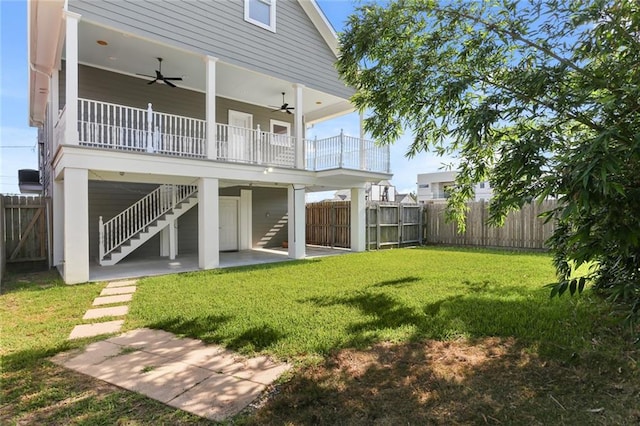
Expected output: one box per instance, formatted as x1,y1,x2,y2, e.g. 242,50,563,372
239,189,253,250
63,11,81,145
51,70,60,151
359,110,367,170
160,226,170,257
198,177,219,269
287,184,306,259
293,83,304,169
206,56,218,160
350,187,366,252
53,178,64,268
63,168,89,284
169,222,177,260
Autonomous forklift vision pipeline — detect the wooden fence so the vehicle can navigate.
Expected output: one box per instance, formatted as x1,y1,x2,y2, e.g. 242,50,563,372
366,203,421,249
2,195,50,267
422,200,557,250
306,199,557,251
306,201,351,248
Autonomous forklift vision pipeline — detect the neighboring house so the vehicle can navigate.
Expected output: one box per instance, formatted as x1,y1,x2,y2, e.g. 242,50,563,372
329,180,404,203
395,193,417,204
417,171,492,203
29,0,391,284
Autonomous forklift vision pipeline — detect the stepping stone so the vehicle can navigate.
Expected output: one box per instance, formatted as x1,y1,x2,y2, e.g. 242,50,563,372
100,286,136,296
68,320,124,340
93,294,133,306
83,305,129,320
107,279,138,288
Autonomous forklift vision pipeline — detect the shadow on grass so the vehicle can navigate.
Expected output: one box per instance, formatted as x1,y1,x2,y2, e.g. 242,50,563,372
248,337,639,425
228,324,285,353
372,276,421,287
305,280,599,358
148,314,232,344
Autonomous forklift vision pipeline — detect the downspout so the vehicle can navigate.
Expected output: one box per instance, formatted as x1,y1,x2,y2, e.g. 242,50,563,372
29,62,51,126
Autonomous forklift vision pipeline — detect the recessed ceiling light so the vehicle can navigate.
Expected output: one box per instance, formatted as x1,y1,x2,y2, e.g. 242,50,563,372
97,40,108,46
108,56,117,60
315,101,322,105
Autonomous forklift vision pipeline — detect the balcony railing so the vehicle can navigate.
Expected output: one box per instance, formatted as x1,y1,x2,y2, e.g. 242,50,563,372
71,98,390,173
306,131,390,173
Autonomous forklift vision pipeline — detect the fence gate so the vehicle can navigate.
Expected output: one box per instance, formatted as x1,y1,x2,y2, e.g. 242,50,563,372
305,201,351,248
366,203,422,249
2,195,49,265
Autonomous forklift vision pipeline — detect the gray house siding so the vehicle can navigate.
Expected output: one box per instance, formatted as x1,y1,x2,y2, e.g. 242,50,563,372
60,64,293,130
69,0,352,99
252,187,288,248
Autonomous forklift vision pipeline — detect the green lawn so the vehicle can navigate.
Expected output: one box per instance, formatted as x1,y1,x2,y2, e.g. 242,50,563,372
2,247,637,425
127,247,606,361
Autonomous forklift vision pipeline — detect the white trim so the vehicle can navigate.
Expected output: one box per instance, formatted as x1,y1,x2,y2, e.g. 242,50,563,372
219,196,240,251
228,110,253,129
269,119,291,147
244,0,276,33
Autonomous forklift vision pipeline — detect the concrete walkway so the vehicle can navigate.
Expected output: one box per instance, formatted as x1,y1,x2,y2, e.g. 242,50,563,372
68,279,138,339
53,328,290,421
59,279,291,421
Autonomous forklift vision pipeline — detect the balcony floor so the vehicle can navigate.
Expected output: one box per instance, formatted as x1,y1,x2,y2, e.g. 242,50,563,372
87,245,350,282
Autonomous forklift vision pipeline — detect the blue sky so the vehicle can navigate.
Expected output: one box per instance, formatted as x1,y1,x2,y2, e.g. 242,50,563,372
0,0,447,196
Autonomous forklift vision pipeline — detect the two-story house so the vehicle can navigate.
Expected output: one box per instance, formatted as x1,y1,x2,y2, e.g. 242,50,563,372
417,171,493,203
29,0,391,284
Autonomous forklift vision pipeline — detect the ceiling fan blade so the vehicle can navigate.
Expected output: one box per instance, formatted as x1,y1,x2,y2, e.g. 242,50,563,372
286,110,293,115
147,79,158,85
163,77,183,81
286,106,295,110
163,79,177,88
282,103,289,109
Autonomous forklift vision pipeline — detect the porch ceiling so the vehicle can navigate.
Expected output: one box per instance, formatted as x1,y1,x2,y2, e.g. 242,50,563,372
74,20,353,124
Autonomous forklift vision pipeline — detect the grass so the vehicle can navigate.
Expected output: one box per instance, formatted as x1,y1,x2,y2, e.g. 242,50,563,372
128,247,605,360
1,247,638,424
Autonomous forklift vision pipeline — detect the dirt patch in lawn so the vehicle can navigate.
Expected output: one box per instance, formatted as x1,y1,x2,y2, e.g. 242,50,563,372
248,337,640,425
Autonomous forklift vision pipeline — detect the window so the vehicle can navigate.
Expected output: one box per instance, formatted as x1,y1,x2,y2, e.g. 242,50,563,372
418,184,429,188
270,119,290,146
479,182,485,189
245,0,276,32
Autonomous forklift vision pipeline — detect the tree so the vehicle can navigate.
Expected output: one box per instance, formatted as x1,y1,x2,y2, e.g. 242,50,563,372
337,0,640,332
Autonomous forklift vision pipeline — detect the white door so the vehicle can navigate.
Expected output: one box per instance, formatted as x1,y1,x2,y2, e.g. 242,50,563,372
228,110,253,162
219,198,239,251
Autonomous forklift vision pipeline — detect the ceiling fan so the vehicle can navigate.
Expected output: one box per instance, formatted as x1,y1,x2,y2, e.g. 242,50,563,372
270,92,295,114
137,57,183,88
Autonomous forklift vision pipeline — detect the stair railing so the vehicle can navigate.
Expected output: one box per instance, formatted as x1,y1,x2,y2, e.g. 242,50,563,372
99,184,197,261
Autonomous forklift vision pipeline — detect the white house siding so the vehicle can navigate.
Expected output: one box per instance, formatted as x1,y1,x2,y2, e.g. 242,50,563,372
68,0,352,99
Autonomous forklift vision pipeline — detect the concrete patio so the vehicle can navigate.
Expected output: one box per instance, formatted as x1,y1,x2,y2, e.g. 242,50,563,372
52,328,291,421
89,245,350,282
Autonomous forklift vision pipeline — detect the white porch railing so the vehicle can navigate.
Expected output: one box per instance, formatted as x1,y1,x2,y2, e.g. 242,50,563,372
78,98,206,158
99,184,197,260
216,123,296,168
305,130,391,173
72,98,390,173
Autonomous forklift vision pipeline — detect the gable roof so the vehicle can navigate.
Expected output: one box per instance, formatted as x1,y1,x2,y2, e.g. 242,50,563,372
298,0,340,57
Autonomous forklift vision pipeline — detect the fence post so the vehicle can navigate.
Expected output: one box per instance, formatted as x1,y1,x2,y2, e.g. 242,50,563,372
313,136,318,171
339,128,344,168
98,216,104,262
146,103,154,153
376,203,381,250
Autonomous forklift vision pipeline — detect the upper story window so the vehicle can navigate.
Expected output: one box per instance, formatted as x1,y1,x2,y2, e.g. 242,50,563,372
245,0,276,32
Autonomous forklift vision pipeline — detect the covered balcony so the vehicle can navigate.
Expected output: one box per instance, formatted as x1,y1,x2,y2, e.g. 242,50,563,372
53,97,390,173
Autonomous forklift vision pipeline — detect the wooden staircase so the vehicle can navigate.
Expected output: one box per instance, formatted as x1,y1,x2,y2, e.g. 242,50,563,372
99,184,198,266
